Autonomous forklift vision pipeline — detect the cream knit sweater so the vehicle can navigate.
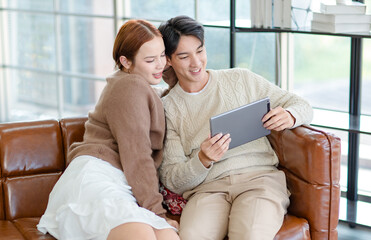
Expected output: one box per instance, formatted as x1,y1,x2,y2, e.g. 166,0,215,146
159,68,313,195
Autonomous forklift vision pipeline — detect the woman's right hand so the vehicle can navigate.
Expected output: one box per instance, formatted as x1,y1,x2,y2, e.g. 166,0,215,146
198,133,231,168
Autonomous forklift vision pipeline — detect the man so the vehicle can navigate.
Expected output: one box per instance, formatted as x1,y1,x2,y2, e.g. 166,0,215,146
158,15,313,240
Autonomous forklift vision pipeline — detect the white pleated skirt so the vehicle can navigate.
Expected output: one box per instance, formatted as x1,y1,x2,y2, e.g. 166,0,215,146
37,155,174,240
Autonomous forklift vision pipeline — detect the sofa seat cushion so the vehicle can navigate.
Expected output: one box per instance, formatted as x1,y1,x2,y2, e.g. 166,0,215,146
274,214,310,240
1,214,309,240
13,218,55,240
0,220,25,239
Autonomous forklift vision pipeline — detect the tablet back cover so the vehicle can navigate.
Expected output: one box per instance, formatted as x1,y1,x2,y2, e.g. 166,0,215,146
210,97,271,149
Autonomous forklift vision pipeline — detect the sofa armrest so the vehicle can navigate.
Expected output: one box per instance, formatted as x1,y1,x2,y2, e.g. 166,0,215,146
267,125,341,240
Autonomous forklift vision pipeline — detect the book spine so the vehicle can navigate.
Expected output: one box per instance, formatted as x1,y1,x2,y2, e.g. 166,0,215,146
251,0,256,27
265,0,273,28
258,0,264,28
311,21,371,33
312,12,332,23
273,0,282,28
313,13,371,24
282,0,291,28
320,3,366,14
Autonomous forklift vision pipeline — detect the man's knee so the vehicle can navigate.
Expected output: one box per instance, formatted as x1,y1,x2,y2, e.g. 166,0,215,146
229,227,278,240
179,226,226,240
179,227,199,240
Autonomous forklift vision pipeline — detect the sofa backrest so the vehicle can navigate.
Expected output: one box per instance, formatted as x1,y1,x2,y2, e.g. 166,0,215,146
0,120,65,220
60,117,87,167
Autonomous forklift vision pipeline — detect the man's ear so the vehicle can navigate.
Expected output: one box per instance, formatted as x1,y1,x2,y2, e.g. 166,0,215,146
119,56,132,70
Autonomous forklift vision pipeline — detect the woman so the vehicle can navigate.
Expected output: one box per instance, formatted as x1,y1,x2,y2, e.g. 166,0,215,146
37,20,179,240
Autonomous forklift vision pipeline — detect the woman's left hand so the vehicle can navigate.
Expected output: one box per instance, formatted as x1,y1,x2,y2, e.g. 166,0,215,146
166,218,179,230
162,66,178,89
262,106,295,131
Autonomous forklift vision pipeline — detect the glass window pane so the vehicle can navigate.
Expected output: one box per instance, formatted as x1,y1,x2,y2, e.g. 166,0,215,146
0,67,5,122
59,0,114,16
198,0,229,26
1,0,53,11
236,33,276,83
119,0,194,21
292,34,350,113
362,39,371,116
60,16,115,77
6,12,56,71
236,0,250,27
0,26,4,66
205,27,229,69
359,133,371,197
6,69,58,122
63,77,105,117
236,0,251,27
366,0,371,15
312,109,349,130
361,37,371,198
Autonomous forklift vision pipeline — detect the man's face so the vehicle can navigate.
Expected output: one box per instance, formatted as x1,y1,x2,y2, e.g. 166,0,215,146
168,35,208,91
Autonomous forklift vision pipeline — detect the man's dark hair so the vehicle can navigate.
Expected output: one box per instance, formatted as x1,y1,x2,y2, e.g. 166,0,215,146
158,15,204,58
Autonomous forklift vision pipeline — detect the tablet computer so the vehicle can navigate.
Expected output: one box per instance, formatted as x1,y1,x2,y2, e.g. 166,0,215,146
210,97,271,149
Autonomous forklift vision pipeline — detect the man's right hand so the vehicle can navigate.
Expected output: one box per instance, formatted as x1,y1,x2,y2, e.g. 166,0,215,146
198,133,231,168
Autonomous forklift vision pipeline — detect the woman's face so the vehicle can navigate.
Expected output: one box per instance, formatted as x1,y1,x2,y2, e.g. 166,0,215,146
130,36,166,85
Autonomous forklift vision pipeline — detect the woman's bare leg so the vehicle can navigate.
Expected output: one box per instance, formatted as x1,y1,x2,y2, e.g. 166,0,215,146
154,228,180,240
107,222,156,240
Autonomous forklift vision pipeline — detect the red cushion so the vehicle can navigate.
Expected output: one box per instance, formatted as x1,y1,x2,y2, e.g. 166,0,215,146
159,183,187,215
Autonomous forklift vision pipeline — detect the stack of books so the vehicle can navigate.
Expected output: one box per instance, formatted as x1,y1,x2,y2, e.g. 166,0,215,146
311,1,371,33
272,0,291,28
250,0,312,29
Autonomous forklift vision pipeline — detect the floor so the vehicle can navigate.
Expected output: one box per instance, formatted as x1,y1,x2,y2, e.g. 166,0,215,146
338,221,371,240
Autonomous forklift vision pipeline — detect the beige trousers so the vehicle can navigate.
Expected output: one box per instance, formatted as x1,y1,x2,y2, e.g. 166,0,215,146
179,169,290,240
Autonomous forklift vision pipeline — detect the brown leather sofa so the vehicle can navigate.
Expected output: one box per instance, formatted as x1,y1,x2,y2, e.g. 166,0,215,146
0,117,341,240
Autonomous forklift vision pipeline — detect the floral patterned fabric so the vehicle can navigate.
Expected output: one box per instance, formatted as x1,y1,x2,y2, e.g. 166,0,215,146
159,182,187,215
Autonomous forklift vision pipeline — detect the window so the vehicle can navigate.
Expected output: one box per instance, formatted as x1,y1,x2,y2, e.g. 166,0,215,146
0,0,231,122
360,38,371,197
0,0,115,122
236,33,276,82
292,33,352,193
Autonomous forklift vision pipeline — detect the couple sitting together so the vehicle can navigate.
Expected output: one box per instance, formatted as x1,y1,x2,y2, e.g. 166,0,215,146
37,15,313,240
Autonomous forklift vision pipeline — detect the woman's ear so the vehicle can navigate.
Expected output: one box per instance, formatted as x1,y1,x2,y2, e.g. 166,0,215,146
119,56,132,70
